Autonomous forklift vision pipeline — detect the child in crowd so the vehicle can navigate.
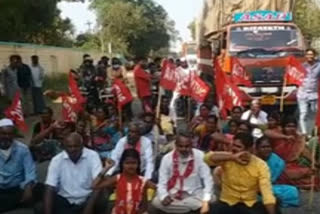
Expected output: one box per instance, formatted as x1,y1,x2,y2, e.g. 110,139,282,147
92,149,156,214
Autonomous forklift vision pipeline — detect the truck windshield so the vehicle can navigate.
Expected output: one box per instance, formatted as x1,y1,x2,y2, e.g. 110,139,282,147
229,25,298,52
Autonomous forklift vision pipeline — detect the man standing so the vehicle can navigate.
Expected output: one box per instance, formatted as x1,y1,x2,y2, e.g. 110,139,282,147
134,57,153,112
2,55,20,100
108,122,154,179
205,133,276,214
16,55,33,116
297,48,320,138
241,100,268,139
0,118,37,212
43,132,103,214
151,132,213,214
30,55,46,115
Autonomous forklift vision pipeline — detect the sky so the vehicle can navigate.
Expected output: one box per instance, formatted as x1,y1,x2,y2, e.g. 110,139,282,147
58,0,203,42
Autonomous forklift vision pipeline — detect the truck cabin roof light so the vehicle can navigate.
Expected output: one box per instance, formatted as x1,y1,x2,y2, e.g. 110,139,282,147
233,11,293,23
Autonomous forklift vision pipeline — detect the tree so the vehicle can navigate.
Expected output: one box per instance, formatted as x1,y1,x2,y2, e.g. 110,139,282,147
188,20,196,41
294,0,320,43
0,0,74,47
91,0,175,57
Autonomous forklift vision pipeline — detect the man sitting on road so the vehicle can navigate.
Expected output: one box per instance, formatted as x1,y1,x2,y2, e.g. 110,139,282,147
0,118,40,212
107,122,154,179
241,100,268,139
42,132,104,214
205,133,277,214
150,132,213,214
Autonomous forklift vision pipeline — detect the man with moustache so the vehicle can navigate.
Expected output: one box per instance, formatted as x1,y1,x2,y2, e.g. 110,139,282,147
108,122,154,179
151,132,213,214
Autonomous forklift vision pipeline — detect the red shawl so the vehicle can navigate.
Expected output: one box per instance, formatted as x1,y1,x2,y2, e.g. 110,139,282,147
167,150,194,200
115,174,145,214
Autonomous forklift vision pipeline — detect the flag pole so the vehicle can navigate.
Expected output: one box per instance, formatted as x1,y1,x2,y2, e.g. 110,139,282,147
280,75,287,112
308,127,318,208
156,87,162,120
155,86,162,155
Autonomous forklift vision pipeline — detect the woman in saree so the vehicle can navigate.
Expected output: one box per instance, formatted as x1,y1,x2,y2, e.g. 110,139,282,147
264,117,319,190
255,136,300,207
92,105,122,158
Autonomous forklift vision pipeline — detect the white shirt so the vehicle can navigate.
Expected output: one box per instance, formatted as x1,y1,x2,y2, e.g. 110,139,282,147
45,148,102,205
108,136,154,179
30,65,44,87
157,149,213,202
241,110,268,138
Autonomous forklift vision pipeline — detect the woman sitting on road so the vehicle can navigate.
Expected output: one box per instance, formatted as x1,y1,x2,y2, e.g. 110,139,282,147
255,136,300,208
264,117,320,190
91,105,122,159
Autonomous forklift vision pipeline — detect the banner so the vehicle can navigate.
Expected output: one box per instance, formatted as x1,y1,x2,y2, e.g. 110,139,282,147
112,78,133,109
160,60,177,91
285,56,306,86
231,57,252,87
4,92,28,132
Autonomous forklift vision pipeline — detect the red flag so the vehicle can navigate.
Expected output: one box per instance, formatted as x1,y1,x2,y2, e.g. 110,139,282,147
176,67,192,96
215,60,243,118
285,56,306,86
231,57,252,87
69,72,86,112
134,65,152,98
160,60,177,91
112,78,133,109
61,95,78,122
189,72,210,102
4,92,28,132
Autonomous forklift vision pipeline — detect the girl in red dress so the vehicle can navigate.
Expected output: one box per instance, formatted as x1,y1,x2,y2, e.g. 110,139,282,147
92,149,155,214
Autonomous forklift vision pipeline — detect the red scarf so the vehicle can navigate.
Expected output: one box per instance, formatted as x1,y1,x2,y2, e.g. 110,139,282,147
115,174,145,214
167,150,194,200
125,140,141,154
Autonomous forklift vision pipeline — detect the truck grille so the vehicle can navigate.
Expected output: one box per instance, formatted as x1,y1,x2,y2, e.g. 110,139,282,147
246,66,285,85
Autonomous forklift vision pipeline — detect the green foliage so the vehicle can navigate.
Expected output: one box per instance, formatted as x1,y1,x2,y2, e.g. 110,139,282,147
75,33,101,51
0,0,74,47
294,0,320,42
91,0,175,57
188,20,196,41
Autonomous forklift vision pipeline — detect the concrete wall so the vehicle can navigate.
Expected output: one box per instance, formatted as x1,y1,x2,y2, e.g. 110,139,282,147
0,42,101,76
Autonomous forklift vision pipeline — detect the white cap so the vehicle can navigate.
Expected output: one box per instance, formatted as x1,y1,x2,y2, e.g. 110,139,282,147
0,118,14,127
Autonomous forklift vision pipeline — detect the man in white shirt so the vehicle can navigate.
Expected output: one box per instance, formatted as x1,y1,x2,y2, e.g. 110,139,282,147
241,100,268,139
108,122,154,179
151,132,213,214
30,55,45,114
44,132,103,214
169,58,191,127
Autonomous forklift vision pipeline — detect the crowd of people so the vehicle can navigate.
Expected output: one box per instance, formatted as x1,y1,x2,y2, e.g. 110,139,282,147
0,49,320,214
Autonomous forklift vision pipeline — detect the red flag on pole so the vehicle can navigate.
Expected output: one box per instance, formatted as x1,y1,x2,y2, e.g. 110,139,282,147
231,57,252,87
69,72,86,112
285,56,306,86
61,95,78,122
112,78,133,109
215,60,243,119
4,92,28,132
189,72,210,102
160,60,177,91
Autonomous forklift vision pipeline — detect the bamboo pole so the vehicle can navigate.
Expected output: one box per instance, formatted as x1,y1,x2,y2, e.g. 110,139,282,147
308,128,318,208
280,75,287,112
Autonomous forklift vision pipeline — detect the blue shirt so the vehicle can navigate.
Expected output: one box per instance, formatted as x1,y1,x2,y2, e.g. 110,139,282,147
0,141,36,189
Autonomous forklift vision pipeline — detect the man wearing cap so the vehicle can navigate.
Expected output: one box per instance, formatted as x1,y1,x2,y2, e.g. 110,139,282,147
241,100,268,139
0,118,37,212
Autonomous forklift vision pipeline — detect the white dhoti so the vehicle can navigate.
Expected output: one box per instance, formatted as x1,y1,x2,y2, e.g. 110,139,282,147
152,195,202,213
